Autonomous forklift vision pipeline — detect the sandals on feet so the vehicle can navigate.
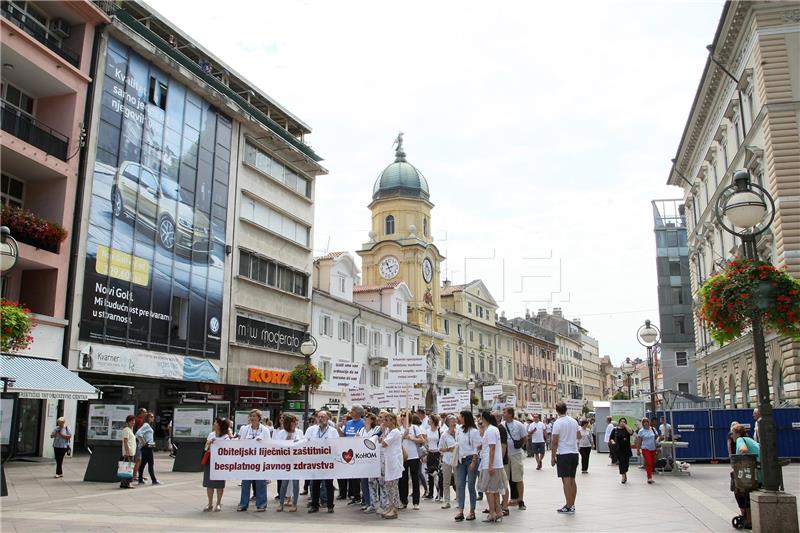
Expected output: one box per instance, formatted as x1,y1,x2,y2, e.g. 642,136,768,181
454,513,465,522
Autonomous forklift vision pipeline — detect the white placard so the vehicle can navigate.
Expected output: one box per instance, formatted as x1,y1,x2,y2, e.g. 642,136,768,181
345,386,367,405
526,402,543,413
87,404,135,441
482,384,503,401
454,390,471,409
387,354,426,384
172,406,214,439
234,410,251,429
504,395,516,408
437,394,458,413
210,438,381,480
565,399,584,412
331,361,362,388
370,391,389,407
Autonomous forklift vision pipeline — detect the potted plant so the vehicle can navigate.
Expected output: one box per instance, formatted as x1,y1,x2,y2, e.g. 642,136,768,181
0,300,35,352
697,258,800,345
1,205,68,253
288,362,324,394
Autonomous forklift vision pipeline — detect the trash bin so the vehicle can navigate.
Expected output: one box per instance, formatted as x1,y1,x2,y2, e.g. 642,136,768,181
731,454,759,492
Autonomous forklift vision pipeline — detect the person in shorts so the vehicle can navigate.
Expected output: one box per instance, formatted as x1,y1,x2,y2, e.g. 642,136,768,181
528,414,547,470
502,407,527,510
550,402,579,514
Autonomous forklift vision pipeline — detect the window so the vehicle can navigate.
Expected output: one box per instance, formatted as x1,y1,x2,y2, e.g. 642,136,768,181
243,141,311,198
469,330,474,342
445,347,451,370
238,249,308,296
666,231,679,247
356,325,367,345
498,360,503,379
386,333,392,347
479,356,485,372
444,320,450,335
396,300,402,315
371,368,380,387
673,316,686,335
457,324,463,339
458,351,464,372
399,337,404,353
338,320,351,341
672,287,684,305
360,368,367,385
479,333,484,346
240,194,310,247
467,302,472,314
319,315,333,337
385,215,395,235
339,277,346,293
470,355,476,374
677,382,690,394
477,306,483,318
1,174,24,208
410,340,415,354
676,351,688,367
148,76,168,110
423,217,428,237
371,331,381,347
2,83,34,115
425,311,432,326
668,260,681,276
321,360,332,381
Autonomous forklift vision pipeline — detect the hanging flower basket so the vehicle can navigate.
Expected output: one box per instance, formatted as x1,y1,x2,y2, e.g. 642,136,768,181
697,258,800,345
0,300,36,352
288,362,324,394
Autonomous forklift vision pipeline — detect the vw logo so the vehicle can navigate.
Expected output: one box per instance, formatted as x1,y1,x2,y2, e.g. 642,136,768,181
209,316,220,334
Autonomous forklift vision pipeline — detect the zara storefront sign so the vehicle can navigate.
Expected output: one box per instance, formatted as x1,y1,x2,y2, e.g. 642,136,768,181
235,315,303,353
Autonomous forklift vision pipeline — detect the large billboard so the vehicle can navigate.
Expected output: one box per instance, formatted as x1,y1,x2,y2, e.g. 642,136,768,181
80,38,231,360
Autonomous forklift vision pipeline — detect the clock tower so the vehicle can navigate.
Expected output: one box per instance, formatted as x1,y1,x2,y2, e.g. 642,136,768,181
357,134,445,354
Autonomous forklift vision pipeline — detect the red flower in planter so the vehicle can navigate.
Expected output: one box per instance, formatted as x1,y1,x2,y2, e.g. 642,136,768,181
0,206,67,252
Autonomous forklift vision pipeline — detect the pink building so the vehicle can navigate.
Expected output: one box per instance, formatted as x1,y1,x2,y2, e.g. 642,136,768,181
1,0,108,457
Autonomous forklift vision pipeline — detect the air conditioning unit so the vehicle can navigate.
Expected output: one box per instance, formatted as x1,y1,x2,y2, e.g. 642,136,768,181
50,18,71,39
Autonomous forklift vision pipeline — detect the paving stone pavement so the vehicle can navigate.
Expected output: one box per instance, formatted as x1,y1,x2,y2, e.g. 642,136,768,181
1,451,798,532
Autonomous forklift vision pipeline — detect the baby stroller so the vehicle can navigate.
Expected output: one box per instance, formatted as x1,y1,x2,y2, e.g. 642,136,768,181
730,454,759,530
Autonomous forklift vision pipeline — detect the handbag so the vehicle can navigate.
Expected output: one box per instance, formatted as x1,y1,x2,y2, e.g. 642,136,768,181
201,450,211,465
117,461,134,479
448,442,460,468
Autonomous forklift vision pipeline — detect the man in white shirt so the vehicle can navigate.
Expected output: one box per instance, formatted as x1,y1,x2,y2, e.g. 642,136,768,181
502,408,528,511
550,402,579,514
752,409,761,443
603,416,617,465
528,414,547,470
308,411,339,514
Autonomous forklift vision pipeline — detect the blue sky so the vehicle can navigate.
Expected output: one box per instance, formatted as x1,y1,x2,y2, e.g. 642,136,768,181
149,0,724,364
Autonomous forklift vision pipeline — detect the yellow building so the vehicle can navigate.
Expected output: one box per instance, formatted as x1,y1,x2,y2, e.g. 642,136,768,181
357,135,446,407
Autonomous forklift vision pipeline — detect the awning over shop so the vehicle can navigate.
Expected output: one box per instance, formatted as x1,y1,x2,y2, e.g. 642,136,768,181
0,354,99,400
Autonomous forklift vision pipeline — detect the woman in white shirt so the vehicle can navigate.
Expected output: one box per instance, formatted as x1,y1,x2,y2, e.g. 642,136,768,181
379,412,403,519
274,414,303,512
476,412,507,523
236,409,269,512
438,415,458,509
454,410,481,522
203,418,230,512
424,414,442,501
578,419,594,473
399,412,425,510
358,413,380,514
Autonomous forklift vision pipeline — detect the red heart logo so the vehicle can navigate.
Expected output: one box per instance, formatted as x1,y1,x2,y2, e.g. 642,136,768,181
342,449,354,463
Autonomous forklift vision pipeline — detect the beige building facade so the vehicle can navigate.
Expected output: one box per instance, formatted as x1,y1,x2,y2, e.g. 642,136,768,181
668,1,800,405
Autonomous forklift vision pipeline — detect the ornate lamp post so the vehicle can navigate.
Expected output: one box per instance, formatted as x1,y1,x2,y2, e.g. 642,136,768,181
0,226,19,273
715,169,780,492
620,361,636,400
299,332,318,427
637,320,661,415
467,378,476,415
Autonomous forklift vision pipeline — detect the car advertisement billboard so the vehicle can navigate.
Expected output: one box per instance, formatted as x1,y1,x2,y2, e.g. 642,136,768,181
79,38,231,360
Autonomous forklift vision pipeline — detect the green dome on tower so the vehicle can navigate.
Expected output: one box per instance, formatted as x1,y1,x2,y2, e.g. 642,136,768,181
372,133,430,201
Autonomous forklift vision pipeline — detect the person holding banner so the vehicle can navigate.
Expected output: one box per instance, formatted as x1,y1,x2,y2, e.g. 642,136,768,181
399,413,425,510
308,411,339,514
236,409,269,512
341,405,366,506
379,412,403,519
358,412,381,513
439,415,458,509
275,414,303,511
203,418,230,512
454,410,480,522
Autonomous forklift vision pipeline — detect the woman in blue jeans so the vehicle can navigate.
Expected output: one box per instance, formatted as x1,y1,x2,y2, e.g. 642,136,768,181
454,410,480,522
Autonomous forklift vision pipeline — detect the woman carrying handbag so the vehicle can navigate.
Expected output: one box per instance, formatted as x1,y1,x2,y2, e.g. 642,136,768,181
119,415,136,489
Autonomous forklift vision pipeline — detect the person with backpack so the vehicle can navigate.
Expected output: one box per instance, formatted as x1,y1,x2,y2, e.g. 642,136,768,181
636,418,659,484
502,407,527,510
399,412,425,510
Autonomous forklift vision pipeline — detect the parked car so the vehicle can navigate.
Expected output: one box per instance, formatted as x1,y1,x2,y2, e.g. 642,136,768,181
111,161,211,257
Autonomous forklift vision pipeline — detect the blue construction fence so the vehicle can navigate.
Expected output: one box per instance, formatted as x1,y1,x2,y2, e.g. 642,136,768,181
649,407,800,462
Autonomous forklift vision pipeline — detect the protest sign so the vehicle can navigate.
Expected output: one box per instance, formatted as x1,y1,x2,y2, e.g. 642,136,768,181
370,391,388,407
210,438,381,481
387,353,426,384
504,395,516,408
345,385,367,405
482,384,503,401
454,390,471,409
437,394,457,413
565,399,584,412
526,402,543,413
331,361,362,388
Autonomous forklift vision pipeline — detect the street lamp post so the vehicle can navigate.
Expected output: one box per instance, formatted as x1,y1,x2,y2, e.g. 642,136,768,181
716,169,780,492
0,226,20,274
299,332,318,428
637,320,661,416
467,378,475,415
621,362,636,400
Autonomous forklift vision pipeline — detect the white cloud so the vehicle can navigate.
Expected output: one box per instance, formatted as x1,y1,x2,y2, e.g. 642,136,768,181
148,0,723,364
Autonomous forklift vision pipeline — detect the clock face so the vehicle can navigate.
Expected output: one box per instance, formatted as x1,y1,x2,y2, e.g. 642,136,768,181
422,257,433,283
379,256,400,279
